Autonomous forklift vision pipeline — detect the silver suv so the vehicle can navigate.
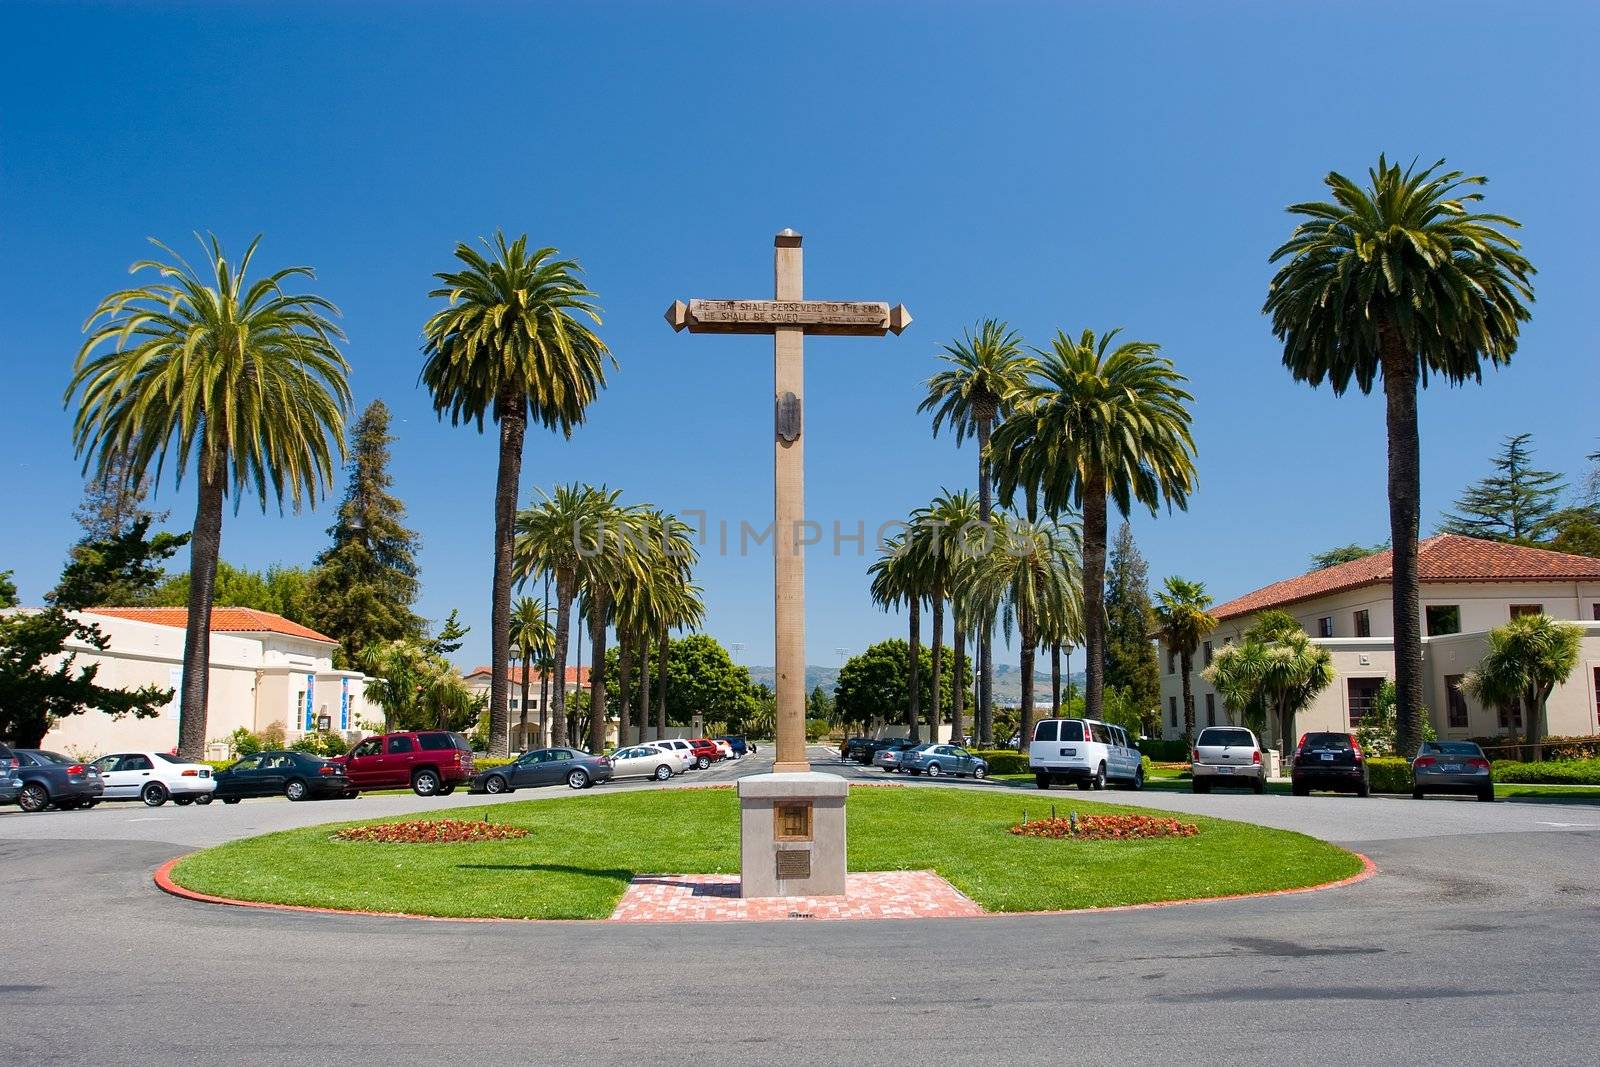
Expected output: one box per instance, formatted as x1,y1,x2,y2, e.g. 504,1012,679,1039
1191,726,1265,794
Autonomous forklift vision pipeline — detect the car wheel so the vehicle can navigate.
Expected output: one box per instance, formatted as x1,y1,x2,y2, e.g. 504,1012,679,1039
1077,780,1093,791
1193,778,1209,794
437,785,456,796
1478,788,1495,803
57,799,82,810
284,778,309,802
1092,763,1107,790
567,769,590,790
18,783,50,813
1356,780,1370,798
141,782,169,807
1411,788,1425,800
412,769,441,797
1292,782,1309,797
973,765,986,780
194,795,212,805
173,796,194,806
1035,773,1050,790
697,756,710,770
484,775,510,794
653,765,672,781
1251,774,1264,795
341,790,359,799
222,797,242,805
926,763,942,778
1133,768,1145,791
83,799,100,808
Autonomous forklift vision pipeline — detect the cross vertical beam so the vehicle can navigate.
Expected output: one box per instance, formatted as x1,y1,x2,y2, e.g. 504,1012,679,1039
772,230,807,772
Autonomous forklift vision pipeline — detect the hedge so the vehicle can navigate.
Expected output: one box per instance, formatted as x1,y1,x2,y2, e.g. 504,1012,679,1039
1138,739,1190,762
1364,757,1412,794
1491,758,1600,786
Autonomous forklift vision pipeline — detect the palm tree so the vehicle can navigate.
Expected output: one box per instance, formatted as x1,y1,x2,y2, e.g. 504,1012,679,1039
1265,157,1534,756
1152,576,1217,747
622,509,700,745
575,500,646,754
510,597,553,748
1462,613,1582,760
514,484,618,747
422,233,611,758
1204,611,1335,758
869,533,926,742
68,234,350,757
991,328,1197,723
968,513,1080,752
915,490,981,743
919,320,1033,746
650,572,705,740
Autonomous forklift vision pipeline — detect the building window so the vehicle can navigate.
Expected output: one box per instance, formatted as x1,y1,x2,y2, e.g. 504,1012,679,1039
1203,641,1213,665
1317,616,1334,638
1347,678,1384,725
1425,605,1461,636
1169,696,1178,727
1353,609,1370,638
1167,649,1176,675
1205,693,1216,727
1445,675,1468,729
1509,604,1543,619
1593,604,1600,621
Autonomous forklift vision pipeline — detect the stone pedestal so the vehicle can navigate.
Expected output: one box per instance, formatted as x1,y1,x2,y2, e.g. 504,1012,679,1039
737,772,848,898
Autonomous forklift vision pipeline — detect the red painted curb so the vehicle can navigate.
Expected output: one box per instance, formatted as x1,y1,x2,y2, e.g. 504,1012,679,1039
153,851,1377,925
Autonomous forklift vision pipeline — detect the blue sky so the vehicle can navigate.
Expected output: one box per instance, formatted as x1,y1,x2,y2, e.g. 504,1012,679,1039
3,1,1596,671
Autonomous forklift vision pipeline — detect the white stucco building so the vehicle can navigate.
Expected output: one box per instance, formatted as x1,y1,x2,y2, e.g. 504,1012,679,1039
36,606,378,759
1157,535,1600,749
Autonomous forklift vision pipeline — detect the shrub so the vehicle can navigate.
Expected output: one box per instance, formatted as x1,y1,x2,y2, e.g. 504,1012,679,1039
805,718,831,742
290,731,348,757
474,758,514,770
1138,739,1190,761
333,819,529,844
970,748,1029,774
1010,813,1198,840
1491,758,1600,785
1364,757,1412,794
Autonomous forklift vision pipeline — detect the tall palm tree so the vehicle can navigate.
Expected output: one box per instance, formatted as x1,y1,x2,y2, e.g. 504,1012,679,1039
624,509,700,745
422,233,611,758
916,490,981,743
919,320,1033,746
576,500,646,754
969,513,1080,753
1462,613,1581,760
650,572,705,740
514,484,618,748
68,234,350,757
1152,576,1217,747
991,328,1196,723
1265,157,1534,756
510,597,553,748
869,533,925,742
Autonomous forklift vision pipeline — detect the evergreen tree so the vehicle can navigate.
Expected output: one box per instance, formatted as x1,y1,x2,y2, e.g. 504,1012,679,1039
1440,433,1566,543
71,448,167,544
149,562,315,625
50,517,188,608
306,400,424,666
1102,522,1161,733
1309,542,1386,570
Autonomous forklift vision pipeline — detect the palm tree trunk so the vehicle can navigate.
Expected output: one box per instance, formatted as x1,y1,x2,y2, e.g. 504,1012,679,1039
1180,648,1195,746
587,601,608,754
616,626,634,749
655,623,669,740
1525,687,1544,761
950,604,965,744
908,598,922,743
1017,609,1036,753
1381,334,1424,756
1050,641,1062,715
930,590,944,742
177,450,226,759
486,400,526,758
1082,477,1109,720
539,573,551,746
977,416,995,747
572,621,584,745
550,570,575,747
634,623,649,748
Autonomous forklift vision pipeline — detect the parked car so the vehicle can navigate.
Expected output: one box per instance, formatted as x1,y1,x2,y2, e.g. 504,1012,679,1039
87,751,217,806
871,739,920,772
5,749,105,812
711,739,735,760
649,738,699,770
472,748,612,792
0,744,23,806
719,736,749,757
902,743,989,779
1029,718,1144,790
1291,732,1370,797
843,737,873,762
212,751,355,802
336,730,475,796
687,738,723,769
1412,740,1494,802
607,744,682,782
1190,727,1266,794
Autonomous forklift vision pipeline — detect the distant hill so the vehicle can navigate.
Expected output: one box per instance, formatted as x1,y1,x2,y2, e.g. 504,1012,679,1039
744,662,1084,705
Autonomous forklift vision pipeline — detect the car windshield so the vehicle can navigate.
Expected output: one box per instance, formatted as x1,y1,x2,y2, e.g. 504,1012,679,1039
1198,728,1254,748
1422,741,1483,756
1304,733,1352,750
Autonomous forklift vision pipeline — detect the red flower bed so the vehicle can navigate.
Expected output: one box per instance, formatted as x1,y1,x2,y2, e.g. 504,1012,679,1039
333,819,529,844
1009,813,1198,841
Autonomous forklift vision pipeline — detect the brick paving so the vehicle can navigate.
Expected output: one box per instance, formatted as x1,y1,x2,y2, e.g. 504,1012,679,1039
608,870,985,923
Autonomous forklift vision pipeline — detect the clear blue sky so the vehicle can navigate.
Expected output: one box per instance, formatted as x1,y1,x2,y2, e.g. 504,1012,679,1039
3,2,1596,671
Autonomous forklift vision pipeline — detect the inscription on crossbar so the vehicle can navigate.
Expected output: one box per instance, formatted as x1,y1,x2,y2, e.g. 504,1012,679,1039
666,298,910,336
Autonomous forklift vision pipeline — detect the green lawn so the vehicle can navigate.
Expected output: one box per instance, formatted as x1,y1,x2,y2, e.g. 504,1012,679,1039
169,786,1360,920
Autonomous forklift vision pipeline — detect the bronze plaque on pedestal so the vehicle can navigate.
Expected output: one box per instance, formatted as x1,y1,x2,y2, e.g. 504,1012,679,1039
775,848,811,880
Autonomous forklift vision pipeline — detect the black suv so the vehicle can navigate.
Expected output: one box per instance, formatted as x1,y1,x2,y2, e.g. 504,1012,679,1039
1291,732,1370,797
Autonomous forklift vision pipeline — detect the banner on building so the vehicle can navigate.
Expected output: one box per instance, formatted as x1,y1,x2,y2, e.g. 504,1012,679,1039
305,673,316,732
340,677,350,732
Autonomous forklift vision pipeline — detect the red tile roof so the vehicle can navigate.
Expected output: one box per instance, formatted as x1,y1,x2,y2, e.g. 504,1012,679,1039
466,665,591,686
88,606,337,643
1212,534,1600,621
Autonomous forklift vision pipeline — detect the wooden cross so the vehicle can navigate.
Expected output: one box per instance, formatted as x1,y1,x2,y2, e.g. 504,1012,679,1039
667,229,911,773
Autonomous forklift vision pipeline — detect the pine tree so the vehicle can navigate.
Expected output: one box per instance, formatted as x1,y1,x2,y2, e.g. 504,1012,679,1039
1440,433,1566,543
1102,522,1161,735
306,400,424,665
72,448,168,544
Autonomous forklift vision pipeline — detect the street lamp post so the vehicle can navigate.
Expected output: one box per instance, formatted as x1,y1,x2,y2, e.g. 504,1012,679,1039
509,647,525,752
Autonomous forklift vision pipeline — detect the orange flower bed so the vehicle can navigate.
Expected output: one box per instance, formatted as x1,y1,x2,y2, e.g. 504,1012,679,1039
1009,813,1198,841
333,819,529,844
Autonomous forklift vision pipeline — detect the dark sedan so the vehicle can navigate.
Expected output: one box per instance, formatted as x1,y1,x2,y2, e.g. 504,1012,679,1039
1291,732,1370,797
7,749,105,812
471,747,613,793
0,745,22,805
212,751,356,803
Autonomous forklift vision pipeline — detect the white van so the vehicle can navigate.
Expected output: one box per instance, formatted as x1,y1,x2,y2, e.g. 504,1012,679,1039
1028,718,1144,791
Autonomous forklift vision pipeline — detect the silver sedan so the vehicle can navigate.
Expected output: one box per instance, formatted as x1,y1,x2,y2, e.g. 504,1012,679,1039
1412,740,1494,802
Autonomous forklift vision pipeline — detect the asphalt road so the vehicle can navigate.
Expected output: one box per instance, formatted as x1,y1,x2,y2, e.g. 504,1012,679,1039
3,745,1597,1066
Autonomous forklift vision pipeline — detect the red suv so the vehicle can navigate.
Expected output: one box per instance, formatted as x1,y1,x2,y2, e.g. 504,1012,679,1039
687,738,722,770
338,731,475,796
